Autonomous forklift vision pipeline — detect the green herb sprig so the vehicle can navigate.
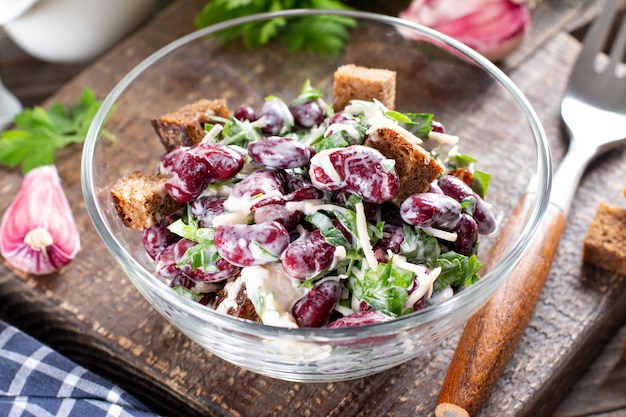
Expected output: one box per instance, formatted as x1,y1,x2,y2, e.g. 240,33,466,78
194,0,356,56
0,88,105,174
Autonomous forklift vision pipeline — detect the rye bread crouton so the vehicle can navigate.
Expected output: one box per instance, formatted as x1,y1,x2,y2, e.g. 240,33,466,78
332,64,396,112
151,98,230,152
582,202,626,276
365,126,444,206
213,276,261,323
110,171,183,230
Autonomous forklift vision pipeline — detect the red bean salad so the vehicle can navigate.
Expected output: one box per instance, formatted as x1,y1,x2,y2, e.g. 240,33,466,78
142,80,497,329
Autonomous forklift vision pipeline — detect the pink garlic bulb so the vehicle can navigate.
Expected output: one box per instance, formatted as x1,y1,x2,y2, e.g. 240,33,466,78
400,0,531,61
1,165,80,275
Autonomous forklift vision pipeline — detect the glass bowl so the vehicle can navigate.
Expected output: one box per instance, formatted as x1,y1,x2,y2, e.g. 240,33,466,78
81,9,551,382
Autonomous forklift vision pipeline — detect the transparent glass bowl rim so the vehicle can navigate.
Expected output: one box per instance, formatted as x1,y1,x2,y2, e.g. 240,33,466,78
81,8,552,341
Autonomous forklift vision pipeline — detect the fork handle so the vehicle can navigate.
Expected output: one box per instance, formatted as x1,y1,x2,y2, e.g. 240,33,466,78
435,199,567,417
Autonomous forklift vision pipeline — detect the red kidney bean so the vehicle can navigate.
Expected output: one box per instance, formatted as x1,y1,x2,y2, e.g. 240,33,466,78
253,204,304,231
230,169,285,200
292,280,342,327
290,100,325,128
172,239,240,283
258,98,292,135
190,196,226,228
233,105,256,122
328,111,359,126
214,221,290,267
437,175,496,234
142,218,181,259
325,310,388,328
154,243,183,280
282,230,336,279
248,136,314,169
160,143,244,203
376,224,405,254
251,185,323,231
448,213,479,256
400,193,462,229
309,145,399,204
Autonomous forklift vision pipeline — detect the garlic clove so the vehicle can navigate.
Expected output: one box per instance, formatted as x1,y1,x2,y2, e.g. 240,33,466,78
400,0,531,62
0,165,80,275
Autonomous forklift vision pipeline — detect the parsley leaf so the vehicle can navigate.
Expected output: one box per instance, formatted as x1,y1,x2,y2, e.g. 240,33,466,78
400,224,441,263
291,79,324,105
306,211,352,248
195,0,356,56
0,88,105,173
384,110,433,140
428,252,482,293
210,115,262,147
350,261,415,317
471,170,491,199
167,215,222,271
172,286,204,302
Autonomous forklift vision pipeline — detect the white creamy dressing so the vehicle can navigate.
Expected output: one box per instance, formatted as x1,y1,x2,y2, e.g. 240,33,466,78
309,149,344,185
344,98,424,148
199,184,233,199
285,201,348,217
324,123,361,140
428,130,459,146
228,188,284,212
333,245,347,261
302,124,327,146
239,263,308,328
211,210,253,227
366,117,423,148
213,188,285,227
344,99,388,120
215,276,246,314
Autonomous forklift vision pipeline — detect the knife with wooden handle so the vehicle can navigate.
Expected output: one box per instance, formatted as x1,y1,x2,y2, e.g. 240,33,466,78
435,201,566,417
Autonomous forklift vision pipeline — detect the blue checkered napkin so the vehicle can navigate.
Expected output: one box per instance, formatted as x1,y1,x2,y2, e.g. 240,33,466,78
0,321,161,417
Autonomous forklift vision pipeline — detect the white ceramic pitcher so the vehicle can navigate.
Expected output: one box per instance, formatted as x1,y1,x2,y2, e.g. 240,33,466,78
0,0,163,64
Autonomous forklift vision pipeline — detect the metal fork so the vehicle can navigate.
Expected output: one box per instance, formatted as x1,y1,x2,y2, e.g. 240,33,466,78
436,2,626,416
557,0,626,214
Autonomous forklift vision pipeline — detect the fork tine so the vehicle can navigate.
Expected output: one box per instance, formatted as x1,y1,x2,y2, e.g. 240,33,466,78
577,0,621,69
606,5,626,75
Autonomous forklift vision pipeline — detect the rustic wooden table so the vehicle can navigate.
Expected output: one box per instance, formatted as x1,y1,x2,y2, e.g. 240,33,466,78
1,1,626,416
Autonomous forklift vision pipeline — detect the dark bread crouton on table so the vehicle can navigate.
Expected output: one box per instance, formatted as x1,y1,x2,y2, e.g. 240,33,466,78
583,201,626,276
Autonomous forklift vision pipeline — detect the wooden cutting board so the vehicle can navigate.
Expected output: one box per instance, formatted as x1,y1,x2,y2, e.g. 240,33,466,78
1,1,625,416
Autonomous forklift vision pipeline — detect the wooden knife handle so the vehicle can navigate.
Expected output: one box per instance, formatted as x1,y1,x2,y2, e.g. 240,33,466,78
436,201,567,417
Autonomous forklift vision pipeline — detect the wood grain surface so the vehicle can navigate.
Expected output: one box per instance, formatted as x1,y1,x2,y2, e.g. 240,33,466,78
0,1,625,416
437,202,568,417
